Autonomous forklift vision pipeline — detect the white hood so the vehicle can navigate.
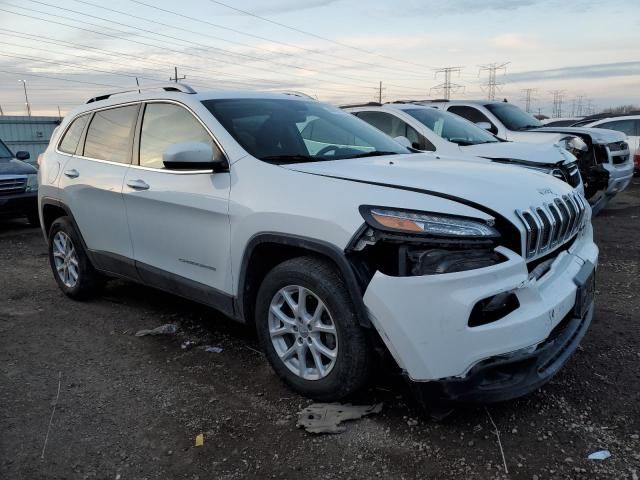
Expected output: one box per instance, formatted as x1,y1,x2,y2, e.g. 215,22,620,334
284,154,574,224
535,126,626,144
462,141,571,166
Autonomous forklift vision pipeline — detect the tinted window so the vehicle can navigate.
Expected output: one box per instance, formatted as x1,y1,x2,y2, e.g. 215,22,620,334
404,108,498,145
139,103,223,169
356,111,435,151
595,119,637,136
59,114,89,154
484,103,542,131
83,105,138,163
202,98,409,162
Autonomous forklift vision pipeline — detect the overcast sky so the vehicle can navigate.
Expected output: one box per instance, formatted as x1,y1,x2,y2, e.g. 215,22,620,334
0,0,638,116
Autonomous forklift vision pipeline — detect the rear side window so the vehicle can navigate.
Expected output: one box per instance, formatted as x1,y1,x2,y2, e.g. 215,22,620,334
139,103,223,169
58,114,89,154
83,105,139,164
596,119,637,136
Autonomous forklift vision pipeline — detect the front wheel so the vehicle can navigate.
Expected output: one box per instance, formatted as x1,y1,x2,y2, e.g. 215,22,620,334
255,256,371,401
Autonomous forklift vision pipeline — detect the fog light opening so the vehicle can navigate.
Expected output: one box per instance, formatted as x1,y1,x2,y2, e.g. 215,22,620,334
469,292,520,327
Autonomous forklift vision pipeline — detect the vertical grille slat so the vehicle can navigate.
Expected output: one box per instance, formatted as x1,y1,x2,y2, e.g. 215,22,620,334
516,192,587,260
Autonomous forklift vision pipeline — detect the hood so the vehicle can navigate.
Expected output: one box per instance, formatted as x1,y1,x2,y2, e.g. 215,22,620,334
283,154,574,224
535,126,626,144
504,130,569,144
462,141,572,166
0,157,37,175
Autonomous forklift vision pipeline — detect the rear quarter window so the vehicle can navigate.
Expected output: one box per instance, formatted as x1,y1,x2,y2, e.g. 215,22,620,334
58,114,90,154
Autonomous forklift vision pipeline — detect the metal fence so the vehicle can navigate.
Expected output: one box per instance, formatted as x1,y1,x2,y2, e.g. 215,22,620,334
0,116,61,164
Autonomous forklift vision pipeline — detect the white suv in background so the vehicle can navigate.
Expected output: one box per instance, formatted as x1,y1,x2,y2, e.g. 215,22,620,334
343,102,583,192
38,85,598,404
429,100,634,212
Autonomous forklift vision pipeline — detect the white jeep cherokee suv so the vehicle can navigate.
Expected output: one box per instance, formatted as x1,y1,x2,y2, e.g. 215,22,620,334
38,85,598,403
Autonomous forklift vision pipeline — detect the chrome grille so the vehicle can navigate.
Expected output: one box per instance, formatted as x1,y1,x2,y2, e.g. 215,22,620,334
516,192,587,259
0,176,27,195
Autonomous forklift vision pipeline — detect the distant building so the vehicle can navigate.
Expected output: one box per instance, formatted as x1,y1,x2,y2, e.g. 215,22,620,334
0,115,61,164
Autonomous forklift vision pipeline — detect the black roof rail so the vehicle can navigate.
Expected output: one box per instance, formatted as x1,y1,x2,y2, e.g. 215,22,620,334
339,102,382,109
281,91,316,100
86,82,197,104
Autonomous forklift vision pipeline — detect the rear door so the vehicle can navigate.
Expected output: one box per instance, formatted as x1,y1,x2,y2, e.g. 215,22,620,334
57,104,139,274
122,101,233,304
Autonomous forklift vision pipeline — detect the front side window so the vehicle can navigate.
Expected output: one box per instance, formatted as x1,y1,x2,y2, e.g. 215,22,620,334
202,98,409,163
83,105,139,164
355,110,434,151
58,114,89,155
595,119,637,136
404,108,498,146
484,103,542,131
139,103,223,169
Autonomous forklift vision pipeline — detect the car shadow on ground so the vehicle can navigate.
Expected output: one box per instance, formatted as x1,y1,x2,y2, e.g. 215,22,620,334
0,218,38,234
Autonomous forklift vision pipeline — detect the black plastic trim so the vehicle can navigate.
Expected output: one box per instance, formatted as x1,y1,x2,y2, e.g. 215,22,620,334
236,232,371,327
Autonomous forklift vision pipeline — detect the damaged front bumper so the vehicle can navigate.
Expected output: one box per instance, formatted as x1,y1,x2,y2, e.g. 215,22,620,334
363,223,598,401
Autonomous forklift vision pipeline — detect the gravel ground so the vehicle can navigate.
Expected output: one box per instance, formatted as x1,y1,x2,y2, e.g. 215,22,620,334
1,181,639,480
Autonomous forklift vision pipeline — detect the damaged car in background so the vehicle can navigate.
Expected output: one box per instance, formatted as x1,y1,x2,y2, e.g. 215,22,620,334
342,101,583,193
38,86,598,409
428,99,633,214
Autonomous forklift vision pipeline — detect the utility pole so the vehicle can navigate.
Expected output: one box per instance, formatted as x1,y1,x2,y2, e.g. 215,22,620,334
479,62,509,101
20,80,31,117
549,90,566,118
169,67,186,83
522,88,537,113
431,66,464,100
57,105,62,120
0,105,3,116
378,81,385,103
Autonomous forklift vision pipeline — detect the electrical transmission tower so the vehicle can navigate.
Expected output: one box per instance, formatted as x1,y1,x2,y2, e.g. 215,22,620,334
522,88,537,113
478,62,509,101
550,90,566,118
430,66,464,100
574,95,586,116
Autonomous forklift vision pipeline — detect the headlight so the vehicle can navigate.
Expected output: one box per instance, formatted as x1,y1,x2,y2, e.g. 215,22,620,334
360,206,499,238
25,174,38,192
558,136,588,157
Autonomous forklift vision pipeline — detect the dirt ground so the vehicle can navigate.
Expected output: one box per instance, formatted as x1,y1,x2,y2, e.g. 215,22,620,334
1,182,639,480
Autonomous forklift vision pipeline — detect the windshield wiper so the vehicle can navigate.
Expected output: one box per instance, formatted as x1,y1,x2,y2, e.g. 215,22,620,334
348,150,400,159
261,154,317,164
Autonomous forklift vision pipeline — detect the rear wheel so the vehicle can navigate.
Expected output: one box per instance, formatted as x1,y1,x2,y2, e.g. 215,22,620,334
48,217,103,299
255,256,371,401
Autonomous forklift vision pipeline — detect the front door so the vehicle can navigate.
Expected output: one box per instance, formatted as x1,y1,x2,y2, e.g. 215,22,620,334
122,102,233,304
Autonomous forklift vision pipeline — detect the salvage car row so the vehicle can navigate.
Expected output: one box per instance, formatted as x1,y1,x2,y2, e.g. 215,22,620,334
1,85,633,412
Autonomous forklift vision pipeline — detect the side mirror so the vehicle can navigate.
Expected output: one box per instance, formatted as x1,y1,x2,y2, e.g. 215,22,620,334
162,142,226,171
393,136,412,149
475,122,492,131
16,151,30,160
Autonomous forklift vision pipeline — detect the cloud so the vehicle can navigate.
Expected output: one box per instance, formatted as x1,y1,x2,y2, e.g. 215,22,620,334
505,61,640,83
381,0,539,16
236,0,340,15
490,33,542,50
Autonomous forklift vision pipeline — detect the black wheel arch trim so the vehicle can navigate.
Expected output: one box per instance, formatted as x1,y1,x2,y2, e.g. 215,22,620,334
236,232,372,328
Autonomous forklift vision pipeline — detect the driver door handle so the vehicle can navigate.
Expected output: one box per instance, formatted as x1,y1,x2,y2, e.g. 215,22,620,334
63,169,79,179
126,179,150,190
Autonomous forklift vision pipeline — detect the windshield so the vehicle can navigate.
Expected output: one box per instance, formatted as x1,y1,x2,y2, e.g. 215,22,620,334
485,103,542,131
0,140,13,159
202,98,410,163
404,108,498,145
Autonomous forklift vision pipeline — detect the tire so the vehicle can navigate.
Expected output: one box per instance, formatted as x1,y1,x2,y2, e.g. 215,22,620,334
26,211,40,227
255,256,371,401
48,216,103,299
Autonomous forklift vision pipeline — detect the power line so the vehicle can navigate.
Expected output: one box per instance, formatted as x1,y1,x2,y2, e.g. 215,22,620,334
71,0,433,81
204,0,434,69
431,67,464,100
478,62,509,101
